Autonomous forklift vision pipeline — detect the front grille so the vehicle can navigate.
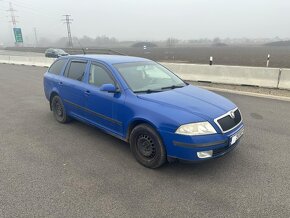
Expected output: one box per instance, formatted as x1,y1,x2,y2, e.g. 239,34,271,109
216,109,242,132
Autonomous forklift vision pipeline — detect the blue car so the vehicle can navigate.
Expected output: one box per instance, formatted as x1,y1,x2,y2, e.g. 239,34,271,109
43,55,244,168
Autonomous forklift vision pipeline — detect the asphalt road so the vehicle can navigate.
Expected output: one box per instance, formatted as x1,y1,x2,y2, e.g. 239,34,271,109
0,64,289,218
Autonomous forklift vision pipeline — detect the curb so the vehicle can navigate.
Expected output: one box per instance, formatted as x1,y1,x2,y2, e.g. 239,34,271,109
200,86,290,102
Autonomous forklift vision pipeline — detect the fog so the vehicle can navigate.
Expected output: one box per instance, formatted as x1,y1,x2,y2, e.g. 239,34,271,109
0,0,289,45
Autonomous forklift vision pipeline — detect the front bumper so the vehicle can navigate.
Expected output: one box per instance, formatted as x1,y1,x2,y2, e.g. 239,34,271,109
159,122,244,161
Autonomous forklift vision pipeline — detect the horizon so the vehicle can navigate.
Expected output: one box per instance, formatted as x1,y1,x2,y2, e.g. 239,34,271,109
0,0,289,46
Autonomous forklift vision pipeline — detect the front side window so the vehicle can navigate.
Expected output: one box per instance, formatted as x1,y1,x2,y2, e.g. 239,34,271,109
66,61,87,81
48,59,67,75
89,64,115,87
114,61,186,92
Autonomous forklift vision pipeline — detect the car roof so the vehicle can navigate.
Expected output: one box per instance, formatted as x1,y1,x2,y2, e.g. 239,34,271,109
67,54,151,65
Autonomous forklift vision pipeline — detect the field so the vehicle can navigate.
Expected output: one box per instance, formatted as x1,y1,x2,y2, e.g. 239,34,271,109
117,46,290,68
5,45,290,68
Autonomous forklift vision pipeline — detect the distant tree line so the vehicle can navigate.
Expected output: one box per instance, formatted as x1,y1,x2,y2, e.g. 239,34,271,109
38,35,118,48
35,35,290,48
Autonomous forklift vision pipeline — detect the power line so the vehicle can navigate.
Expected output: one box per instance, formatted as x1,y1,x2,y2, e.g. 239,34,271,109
2,0,63,19
62,14,73,48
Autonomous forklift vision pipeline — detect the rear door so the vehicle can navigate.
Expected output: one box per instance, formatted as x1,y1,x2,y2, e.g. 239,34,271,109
44,58,68,99
59,59,89,119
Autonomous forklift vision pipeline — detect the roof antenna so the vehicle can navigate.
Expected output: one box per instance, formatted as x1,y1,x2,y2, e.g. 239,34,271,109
75,38,87,55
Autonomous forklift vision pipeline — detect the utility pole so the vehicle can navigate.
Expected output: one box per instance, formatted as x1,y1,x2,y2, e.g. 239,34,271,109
62,15,73,48
7,2,17,27
7,2,23,46
34,27,38,47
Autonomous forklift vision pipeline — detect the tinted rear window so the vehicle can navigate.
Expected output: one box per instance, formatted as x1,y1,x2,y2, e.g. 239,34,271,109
48,59,67,75
66,61,87,81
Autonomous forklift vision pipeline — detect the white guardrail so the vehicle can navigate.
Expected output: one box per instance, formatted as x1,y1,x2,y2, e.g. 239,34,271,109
162,62,280,88
0,55,54,67
0,55,289,90
278,69,290,90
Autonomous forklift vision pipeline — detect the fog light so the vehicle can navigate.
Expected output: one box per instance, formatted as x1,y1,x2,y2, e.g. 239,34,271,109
197,150,213,159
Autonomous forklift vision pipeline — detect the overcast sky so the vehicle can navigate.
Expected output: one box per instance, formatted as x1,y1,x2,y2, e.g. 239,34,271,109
0,0,289,45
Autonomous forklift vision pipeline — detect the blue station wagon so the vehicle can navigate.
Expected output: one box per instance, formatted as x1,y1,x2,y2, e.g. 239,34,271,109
43,55,244,168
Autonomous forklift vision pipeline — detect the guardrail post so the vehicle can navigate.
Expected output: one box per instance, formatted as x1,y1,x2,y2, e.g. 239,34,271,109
209,56,213,66
266,54,270,67
277,68,282,88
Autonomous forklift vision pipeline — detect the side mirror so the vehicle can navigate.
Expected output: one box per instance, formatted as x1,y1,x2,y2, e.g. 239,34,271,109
100,84,117,93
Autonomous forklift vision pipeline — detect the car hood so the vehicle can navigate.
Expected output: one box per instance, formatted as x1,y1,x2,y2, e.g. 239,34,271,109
137,85,236,121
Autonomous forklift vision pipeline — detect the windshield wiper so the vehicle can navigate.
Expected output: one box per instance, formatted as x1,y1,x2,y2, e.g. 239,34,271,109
161,85,186,90
134,89,162,94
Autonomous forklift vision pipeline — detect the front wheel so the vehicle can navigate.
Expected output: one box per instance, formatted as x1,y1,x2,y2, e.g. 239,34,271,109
130,124,167,168
51,95,70,123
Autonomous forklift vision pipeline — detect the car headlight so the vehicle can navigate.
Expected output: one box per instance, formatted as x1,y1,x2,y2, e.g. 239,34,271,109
175,122,217,136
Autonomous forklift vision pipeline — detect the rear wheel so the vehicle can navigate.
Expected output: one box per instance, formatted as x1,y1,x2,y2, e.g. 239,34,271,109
130,124,166,168
51,95,70,123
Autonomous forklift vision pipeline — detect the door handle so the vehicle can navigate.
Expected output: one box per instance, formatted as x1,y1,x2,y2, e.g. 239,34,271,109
59,81,63,85
84,90,90,95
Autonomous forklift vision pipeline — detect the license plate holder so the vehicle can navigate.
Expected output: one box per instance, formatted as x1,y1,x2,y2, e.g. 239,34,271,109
230,128,244,145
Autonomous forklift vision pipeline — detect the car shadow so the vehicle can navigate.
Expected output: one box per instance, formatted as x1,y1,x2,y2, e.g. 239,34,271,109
59,116,245,177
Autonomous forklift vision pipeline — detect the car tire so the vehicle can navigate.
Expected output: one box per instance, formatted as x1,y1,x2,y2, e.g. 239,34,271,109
130,124,167,168
51,95,70,123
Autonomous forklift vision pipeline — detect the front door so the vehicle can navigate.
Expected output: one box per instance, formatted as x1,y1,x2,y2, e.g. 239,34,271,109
83,62,124,136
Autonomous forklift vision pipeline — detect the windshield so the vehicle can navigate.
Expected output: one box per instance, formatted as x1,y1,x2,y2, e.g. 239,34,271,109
114,61,186,93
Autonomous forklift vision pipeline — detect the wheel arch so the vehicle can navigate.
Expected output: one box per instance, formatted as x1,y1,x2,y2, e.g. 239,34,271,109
126,118,160,142
49,91,60,111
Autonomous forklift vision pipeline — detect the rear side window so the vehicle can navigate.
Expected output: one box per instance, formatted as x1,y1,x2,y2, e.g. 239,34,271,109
89,64,115,87
66,61,87,81
48,59,67,75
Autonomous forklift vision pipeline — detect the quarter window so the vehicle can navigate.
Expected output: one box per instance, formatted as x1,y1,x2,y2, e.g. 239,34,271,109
66,61,87,81
89,64,115,87
48,59,67,75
